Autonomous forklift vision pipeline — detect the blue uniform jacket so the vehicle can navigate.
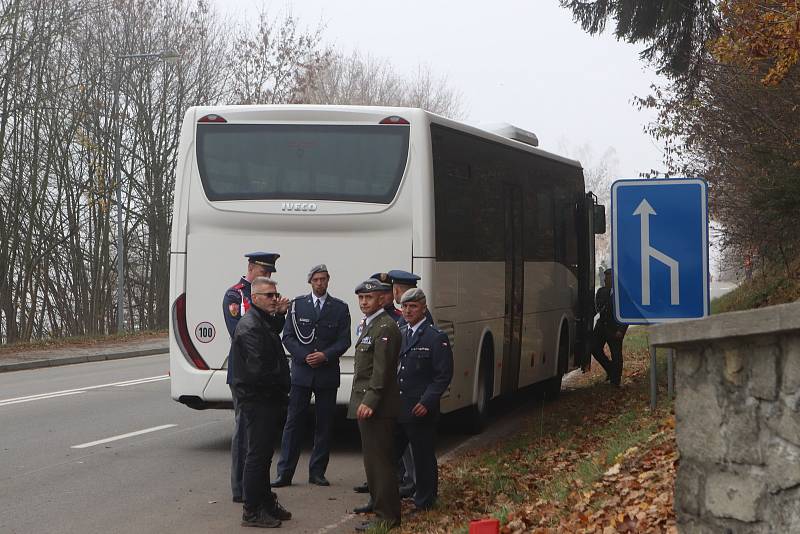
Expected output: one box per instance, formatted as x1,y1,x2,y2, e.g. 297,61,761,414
223,277,251,385
282,294,351,389
397,319,454,421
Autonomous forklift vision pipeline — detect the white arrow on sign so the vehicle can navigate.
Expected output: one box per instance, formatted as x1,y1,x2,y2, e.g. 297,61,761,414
633,199,680,306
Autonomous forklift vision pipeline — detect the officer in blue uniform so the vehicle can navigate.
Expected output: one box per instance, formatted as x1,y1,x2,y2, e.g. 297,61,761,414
272,264,351,488
222,252,282,503
395,287,453,512
388,270,434,498
372,272,402,322
388,270,434,327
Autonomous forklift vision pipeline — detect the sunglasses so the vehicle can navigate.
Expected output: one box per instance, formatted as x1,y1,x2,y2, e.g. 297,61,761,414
254,292,281,299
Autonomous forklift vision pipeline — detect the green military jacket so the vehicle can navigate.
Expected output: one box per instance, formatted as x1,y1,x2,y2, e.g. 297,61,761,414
347,310,401,419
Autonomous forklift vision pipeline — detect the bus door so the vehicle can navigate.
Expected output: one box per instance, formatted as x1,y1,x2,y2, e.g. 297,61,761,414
575,192,602,367
501,183,524,394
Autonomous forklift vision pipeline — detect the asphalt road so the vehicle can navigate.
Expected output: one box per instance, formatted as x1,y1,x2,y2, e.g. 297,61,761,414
0,354,476,534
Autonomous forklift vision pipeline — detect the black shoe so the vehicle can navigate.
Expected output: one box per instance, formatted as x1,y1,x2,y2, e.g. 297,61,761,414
232,495,243,503
270,474,292,488
268,499,292,521
399,484,415,499
309,474,330,486
353,481,369,493
241,507,281,528
353,500,374,514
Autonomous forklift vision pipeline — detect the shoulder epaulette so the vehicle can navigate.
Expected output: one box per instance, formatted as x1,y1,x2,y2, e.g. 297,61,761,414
232,282,245,290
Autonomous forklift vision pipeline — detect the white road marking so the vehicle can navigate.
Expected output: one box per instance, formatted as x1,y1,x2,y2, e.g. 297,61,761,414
314,513,357,534
71,424,177,449
0,390,86,407
0,374,169,407
112,376,169,387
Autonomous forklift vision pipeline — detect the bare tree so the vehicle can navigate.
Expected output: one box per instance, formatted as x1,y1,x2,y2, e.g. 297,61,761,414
0,0,468,343
0,0,233,342
228,9,329,105
298,50,466,119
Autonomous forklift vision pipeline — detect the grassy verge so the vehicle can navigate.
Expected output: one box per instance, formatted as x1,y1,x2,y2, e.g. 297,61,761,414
712,260,800,314
0,329,168,356
393,328,676,534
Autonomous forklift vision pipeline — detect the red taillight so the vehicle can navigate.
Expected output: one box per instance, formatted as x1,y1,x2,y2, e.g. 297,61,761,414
198,114,227,123
172,293,210,370
379,115,409,125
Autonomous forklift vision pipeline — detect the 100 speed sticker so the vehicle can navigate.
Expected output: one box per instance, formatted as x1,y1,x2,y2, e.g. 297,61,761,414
195,322,216,343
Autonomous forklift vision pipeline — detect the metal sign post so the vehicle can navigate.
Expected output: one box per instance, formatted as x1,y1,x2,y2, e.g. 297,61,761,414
612,179,709,408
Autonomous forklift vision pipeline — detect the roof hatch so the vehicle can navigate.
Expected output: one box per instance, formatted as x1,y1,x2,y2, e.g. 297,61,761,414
481,122,539,147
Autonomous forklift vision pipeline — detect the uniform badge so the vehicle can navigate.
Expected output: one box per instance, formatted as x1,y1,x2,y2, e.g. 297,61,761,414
229,303,239,317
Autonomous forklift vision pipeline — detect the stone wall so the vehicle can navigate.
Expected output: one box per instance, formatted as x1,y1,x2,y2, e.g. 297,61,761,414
649,301,800,533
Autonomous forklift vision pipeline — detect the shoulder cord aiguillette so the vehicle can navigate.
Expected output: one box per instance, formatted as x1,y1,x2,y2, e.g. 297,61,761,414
291,299,316,345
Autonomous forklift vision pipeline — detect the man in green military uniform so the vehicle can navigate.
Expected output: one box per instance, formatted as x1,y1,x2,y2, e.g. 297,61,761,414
349,279,402,531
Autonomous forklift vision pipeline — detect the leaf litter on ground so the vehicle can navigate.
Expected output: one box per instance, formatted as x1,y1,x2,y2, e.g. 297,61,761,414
396,330,677,534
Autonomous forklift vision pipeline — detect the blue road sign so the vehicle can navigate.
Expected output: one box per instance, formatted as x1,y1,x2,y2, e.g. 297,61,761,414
611,178,709,324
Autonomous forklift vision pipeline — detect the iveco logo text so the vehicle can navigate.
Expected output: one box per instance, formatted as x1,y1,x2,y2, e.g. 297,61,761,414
281,202,318,212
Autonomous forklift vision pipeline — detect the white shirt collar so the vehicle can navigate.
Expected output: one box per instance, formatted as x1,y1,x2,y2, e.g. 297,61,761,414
364,308,385,327
313,293,328,307
408,319,424,336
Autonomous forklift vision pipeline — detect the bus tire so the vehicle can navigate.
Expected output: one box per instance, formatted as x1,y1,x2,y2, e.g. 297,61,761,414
543,323,570,400
466,339,493,434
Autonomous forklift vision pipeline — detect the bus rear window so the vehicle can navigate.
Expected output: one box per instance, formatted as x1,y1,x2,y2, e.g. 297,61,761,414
196,124,410,203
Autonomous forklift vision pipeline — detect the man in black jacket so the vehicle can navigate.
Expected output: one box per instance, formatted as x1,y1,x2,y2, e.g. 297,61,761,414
229,276,292,528
591,268,628,386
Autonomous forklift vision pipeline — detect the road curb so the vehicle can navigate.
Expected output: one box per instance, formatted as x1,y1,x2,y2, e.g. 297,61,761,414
0,346,168,373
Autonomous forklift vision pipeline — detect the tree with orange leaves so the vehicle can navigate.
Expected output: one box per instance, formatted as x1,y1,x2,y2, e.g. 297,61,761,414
713,1,800,85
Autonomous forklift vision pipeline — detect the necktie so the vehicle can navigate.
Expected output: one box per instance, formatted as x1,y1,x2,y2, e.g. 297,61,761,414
314,299,321,318
356,316,366,337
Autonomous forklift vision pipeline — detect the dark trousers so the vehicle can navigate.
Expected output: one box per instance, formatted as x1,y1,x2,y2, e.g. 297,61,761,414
398,445,415,486
230,386,245,498
395,414,438,509
276,385,337,479
591,324,624,385
240,399,281,513
358,417,401,525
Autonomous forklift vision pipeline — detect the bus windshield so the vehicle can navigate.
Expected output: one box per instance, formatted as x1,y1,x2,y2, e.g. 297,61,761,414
196,123,410,203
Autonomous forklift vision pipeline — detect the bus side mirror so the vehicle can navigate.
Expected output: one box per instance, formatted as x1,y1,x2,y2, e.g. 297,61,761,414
593,204,606,234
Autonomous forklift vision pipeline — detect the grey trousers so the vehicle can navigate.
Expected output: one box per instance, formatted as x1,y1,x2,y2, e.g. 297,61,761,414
230,387,246,498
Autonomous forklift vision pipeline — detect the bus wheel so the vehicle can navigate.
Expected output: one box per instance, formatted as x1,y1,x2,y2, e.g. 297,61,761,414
543,324,570,400
466,341,493,434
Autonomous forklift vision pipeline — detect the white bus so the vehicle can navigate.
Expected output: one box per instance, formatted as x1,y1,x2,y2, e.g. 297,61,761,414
169,105,604,431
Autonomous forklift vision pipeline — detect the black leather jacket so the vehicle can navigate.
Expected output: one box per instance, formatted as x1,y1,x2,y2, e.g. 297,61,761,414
229,306,290,404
